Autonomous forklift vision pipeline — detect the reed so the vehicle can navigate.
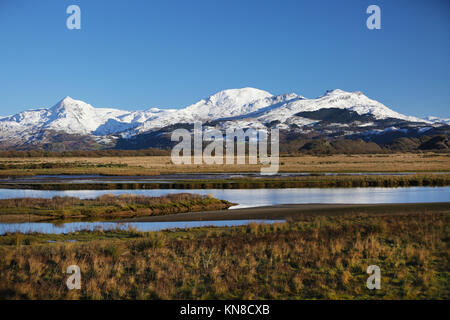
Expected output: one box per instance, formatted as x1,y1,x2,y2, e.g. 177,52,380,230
1,174,449,190
0,194,234,222
0,211,448,299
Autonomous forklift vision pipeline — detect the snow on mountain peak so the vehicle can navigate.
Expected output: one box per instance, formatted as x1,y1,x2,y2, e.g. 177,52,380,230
57,96,83,106
133,88,278,132
253,88,429,126
205,87,273,105
51,96,94,113
61,96,76,102
0,87,442,147
323,88,348,96
179,87,275,120
322,89,366,98
423,116,450,125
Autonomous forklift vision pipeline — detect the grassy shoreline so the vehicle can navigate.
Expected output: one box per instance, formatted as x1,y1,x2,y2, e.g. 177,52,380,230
117,202,450,222
1,210,448,299
0,194,234,223
1,173,449,190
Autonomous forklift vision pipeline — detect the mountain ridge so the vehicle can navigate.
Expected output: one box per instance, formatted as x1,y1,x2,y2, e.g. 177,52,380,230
0,88,448,150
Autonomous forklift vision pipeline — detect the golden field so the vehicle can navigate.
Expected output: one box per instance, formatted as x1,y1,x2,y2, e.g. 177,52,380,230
0,153,449,176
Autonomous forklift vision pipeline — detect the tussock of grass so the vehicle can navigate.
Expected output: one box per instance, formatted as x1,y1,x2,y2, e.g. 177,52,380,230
0,212,448,299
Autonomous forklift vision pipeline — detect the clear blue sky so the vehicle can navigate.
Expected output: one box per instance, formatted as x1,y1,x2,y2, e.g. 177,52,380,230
0,0,449,117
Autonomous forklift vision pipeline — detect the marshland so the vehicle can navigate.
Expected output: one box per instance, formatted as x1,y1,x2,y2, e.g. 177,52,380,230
0,153,449,299
0,211,448,299
0,153,449,176
0,193,234,223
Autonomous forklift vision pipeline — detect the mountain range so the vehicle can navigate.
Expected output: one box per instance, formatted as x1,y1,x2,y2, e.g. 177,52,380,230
0,88,449,152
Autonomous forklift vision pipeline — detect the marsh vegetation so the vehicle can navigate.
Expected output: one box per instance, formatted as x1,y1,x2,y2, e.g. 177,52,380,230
0,194,233,222
1,174,449,190
0,211,448,299
0,154,449,177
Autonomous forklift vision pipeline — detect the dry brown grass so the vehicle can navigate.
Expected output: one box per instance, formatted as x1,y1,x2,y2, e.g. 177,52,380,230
0,153,449,176
0,211,448,300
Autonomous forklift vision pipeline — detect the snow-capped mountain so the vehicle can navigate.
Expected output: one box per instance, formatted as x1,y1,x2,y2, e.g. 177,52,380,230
135,88,282,133
258,89,424,123
422,116,450,126
0,87,447,150
0,96,170,144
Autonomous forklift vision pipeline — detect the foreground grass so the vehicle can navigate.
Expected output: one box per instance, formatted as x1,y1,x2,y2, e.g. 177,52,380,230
0,194,233,223
0,153,449,176
0,211,448,299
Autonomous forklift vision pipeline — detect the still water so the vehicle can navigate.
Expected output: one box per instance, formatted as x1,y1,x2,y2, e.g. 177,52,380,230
1,186,448,234
0,220,284,235
0,186,448,209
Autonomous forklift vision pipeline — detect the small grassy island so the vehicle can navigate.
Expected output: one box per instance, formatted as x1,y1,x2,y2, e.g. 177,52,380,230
0,193,235,223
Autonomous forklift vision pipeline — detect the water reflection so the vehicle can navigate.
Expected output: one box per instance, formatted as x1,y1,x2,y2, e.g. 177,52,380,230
0,187,448,209
0,219,285,235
